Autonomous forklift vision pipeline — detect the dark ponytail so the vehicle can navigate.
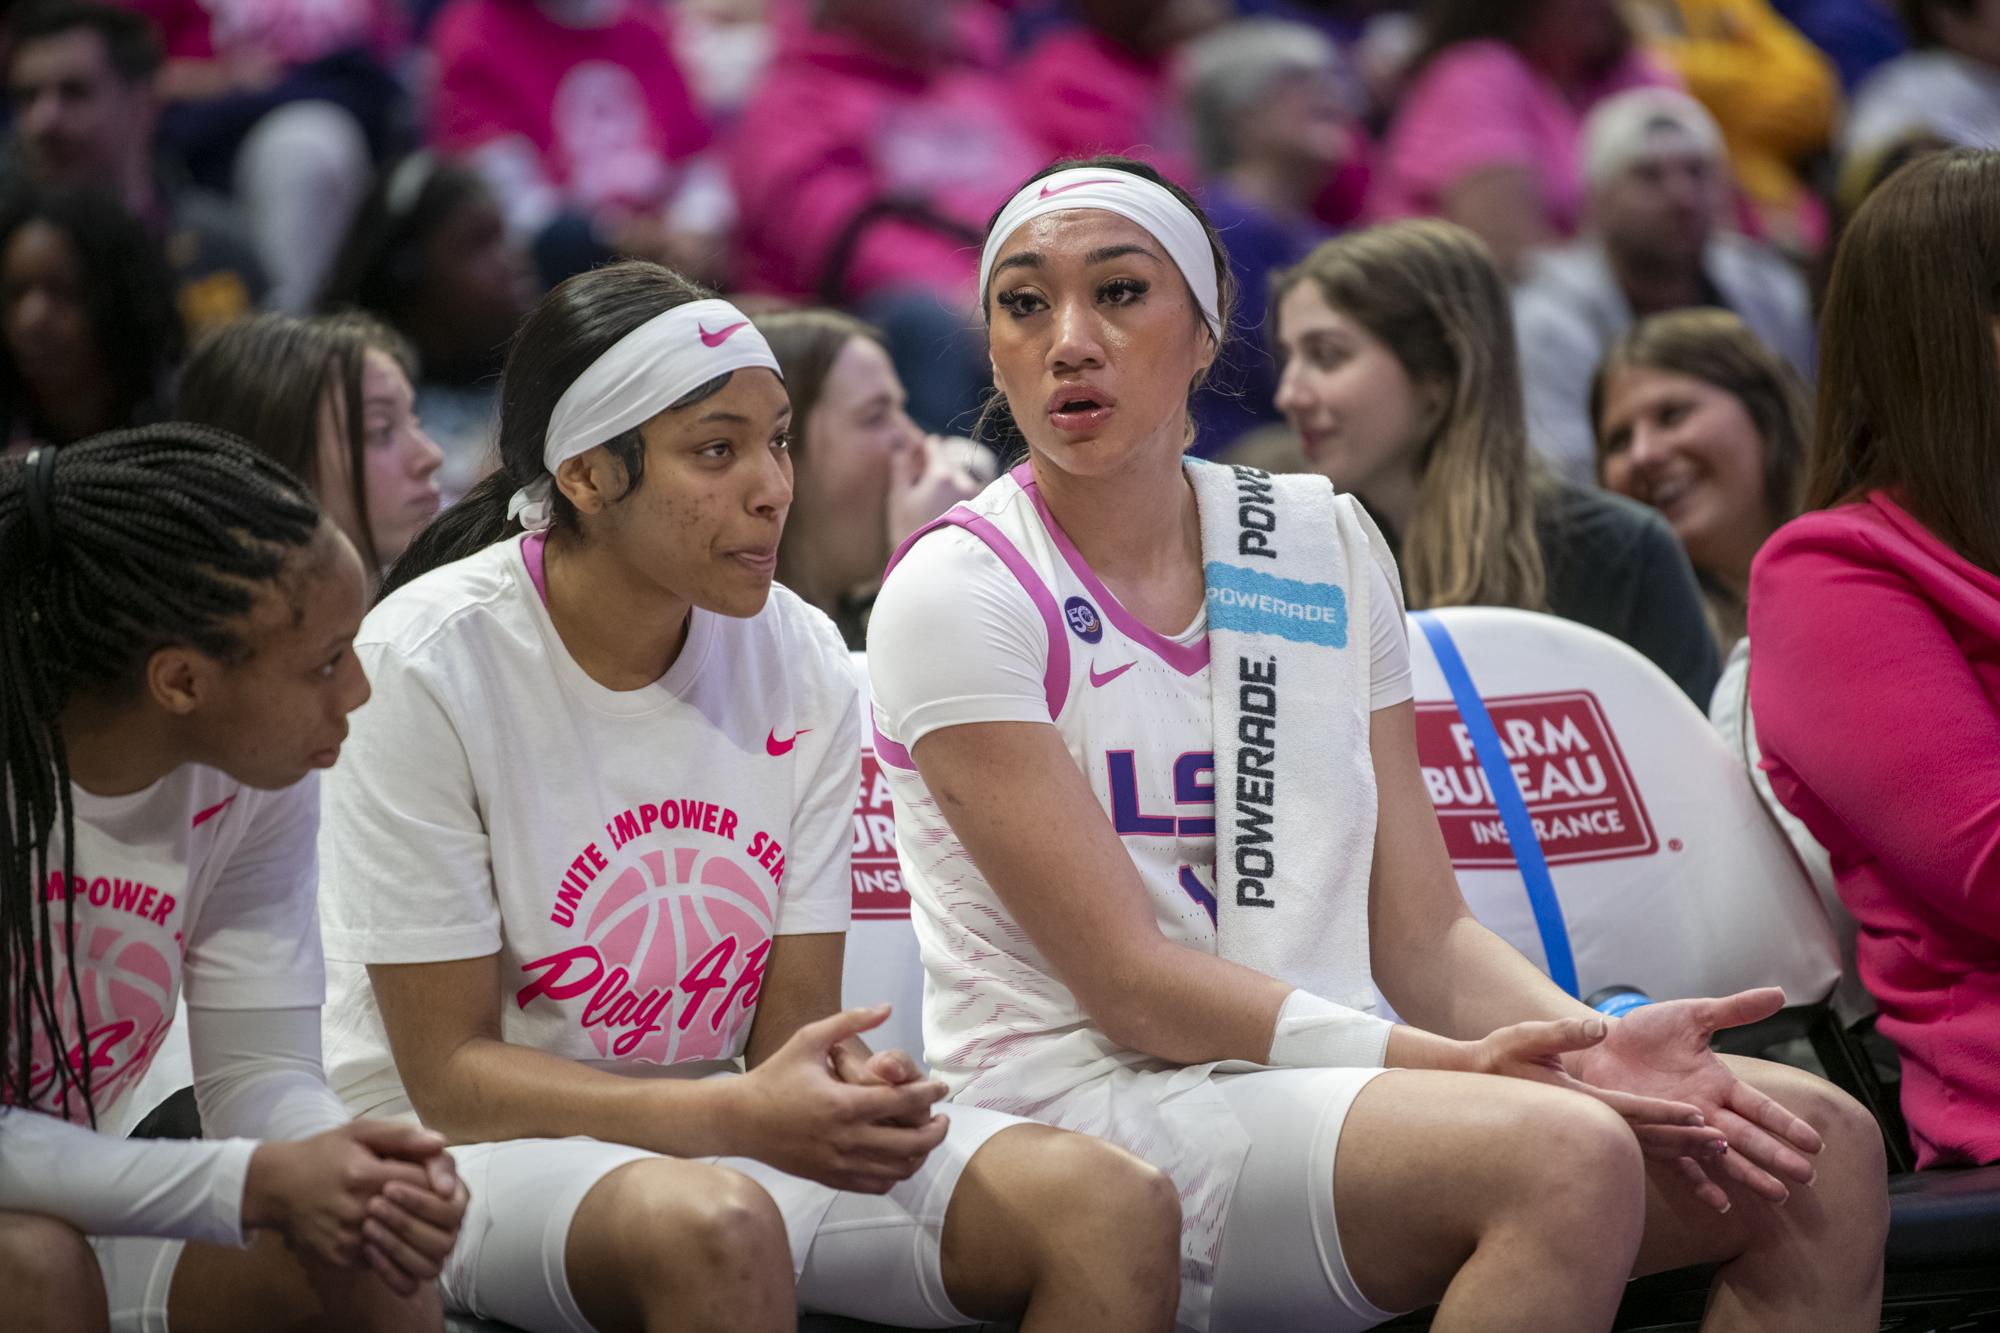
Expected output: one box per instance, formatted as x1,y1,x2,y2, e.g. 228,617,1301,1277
1,424,320,1123
382,261,724,598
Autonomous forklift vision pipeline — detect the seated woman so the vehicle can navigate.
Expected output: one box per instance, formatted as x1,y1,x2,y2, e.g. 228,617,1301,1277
0,425,465,1331
756,308,992,648
1593,308,1810,660
178,311,444,588
1269,220,1721,703
870,155,1887,1333
0,186,182,450
319,262,1181,1333
1751,148,2000,1169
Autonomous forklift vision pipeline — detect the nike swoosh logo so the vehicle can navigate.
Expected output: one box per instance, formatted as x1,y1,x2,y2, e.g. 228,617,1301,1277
766,728,812,756
699,321,749,347
192,795,237,829
1039,178,1121,199
1089,661,1136,688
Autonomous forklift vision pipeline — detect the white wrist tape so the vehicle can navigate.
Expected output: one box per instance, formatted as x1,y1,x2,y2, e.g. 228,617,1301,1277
1266,988,1395,1069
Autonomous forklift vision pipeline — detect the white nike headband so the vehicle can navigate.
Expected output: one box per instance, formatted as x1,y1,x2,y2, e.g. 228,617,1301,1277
507,297,782,531
977,166,1222,339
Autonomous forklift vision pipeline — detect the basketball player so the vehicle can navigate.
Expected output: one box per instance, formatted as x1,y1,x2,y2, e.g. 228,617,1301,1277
315,261,1181,1333
866,158,1890,1333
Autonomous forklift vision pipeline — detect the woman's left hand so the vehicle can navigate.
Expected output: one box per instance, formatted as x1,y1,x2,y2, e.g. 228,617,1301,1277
887,435,996,550
1567,988,1825,1211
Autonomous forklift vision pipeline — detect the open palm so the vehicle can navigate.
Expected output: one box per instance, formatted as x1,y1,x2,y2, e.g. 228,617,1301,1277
1569,987,1824,1211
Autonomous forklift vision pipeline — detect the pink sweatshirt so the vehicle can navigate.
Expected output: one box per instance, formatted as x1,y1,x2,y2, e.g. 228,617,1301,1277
727,20,1045,303
1011,28,1198,189
1373,39,1675,234
430,0,709,215
1751,492,2000,1168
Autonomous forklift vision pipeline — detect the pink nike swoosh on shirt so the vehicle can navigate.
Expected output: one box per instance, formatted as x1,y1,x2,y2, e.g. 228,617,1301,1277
766,728,812,756
192,795,237,829
699,321,749,347
1039,179,1122,199
1089,661,1136,688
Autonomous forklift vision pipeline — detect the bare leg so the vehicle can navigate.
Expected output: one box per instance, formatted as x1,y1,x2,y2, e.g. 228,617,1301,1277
565,1158,794,1333
1334,1070,1650,1332
169,1227,443,1333
940,1123,1181,1331
0,1211,109,1333
1632,1056,1887,1333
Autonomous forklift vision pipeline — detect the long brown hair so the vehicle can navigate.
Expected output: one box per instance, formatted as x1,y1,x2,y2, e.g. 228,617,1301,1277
1811,149,2000,573
1589,308,1811,531
177,311,414,570
1272,219,1545,610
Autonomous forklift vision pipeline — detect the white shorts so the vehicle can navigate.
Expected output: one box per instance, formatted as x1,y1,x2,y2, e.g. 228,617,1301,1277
82,1105,1024,1333
1206,1066,1401,1333
443,1103,1024,1333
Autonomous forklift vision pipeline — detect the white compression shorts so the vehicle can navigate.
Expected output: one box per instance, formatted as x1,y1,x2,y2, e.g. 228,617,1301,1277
443,1104,1024,1333
1207,1066,1406,1333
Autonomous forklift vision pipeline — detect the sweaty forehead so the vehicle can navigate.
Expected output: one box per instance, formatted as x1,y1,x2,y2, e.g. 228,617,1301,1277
993,209,1167,267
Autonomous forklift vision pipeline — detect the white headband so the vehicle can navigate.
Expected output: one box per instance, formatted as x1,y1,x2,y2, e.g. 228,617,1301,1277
977,166,1222,339
507,297,782,531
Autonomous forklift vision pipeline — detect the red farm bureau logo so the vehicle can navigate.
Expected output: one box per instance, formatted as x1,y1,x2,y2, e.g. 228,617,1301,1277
852,750,909,920
1414,691,1656,868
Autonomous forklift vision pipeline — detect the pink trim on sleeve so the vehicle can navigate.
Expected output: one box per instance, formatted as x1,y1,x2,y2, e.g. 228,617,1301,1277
883,501,1071,721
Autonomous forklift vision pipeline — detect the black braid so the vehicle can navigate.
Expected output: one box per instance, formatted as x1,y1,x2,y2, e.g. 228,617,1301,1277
0,423,319,1123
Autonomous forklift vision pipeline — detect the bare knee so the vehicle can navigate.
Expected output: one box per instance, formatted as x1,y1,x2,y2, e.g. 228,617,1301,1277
1742,1061,1890,1244
630,1162,787,1284
0,1213,105,1333
1012,1128,1179,1248
1516,1093,1648,1233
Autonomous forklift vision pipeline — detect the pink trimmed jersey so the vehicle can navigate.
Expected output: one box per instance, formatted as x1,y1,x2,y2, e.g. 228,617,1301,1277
867,464,1410,1310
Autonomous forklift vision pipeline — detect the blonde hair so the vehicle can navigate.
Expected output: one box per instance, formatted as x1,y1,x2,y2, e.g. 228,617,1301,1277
1272,220,1545,610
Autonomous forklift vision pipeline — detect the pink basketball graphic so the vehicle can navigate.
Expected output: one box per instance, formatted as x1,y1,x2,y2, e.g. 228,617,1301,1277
25,920,176,1120
572,845,775,1064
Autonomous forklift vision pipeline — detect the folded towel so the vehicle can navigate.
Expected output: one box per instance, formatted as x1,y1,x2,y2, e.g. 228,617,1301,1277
1191,458,1396,1057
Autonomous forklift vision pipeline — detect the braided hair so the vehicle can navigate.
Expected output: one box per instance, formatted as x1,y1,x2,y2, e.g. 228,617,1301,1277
0,423,320,1122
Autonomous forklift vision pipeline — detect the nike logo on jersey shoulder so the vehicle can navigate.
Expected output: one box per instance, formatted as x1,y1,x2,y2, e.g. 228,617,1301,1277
1088,660,1136,688
766,728,811,756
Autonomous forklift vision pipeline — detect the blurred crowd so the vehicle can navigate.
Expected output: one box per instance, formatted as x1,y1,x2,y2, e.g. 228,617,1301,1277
0,0,1981,660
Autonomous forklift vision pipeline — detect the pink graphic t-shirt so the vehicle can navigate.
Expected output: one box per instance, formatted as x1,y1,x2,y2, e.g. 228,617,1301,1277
18,769,324,1135
318,535,857,1120
429,0,710,214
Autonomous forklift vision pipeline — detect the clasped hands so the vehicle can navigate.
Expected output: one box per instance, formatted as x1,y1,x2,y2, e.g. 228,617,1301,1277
1468,987,1822,1212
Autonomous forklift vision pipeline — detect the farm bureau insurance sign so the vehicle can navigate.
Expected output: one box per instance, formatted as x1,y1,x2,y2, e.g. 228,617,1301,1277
851,750,910,919
1414,690,1656,868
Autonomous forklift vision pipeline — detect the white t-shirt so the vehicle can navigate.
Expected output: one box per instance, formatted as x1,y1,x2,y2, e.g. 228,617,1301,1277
868,469,1411,1097
319,534,859,1121
19,768,325,1134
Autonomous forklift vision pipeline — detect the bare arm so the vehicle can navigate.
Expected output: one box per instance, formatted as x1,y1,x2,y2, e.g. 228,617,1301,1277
368,947,948,1192
1439,164,1553,283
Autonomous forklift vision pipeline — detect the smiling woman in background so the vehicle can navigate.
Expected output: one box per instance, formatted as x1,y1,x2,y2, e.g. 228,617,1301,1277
1593,308,1810,657
178,311,445,585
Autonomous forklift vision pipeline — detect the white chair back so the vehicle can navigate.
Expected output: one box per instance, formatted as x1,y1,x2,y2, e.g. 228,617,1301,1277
1406,608,1841,1007
841,652,927,1064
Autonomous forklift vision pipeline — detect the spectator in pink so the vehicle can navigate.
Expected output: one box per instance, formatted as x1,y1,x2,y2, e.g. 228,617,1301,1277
1750,150,2000,1169
1375,0,1677,279
729,0,1045,432
120,0,405,312
1011,0,1229,189
429,0,720,290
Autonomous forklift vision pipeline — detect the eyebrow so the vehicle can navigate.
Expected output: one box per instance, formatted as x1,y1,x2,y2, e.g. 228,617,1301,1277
691,405,792,426
993,244,1165,277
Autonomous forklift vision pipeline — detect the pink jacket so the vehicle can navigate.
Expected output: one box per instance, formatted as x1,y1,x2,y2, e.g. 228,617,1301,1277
727,21,1044,303
1751,492,2000,1168
1011,28,1198,189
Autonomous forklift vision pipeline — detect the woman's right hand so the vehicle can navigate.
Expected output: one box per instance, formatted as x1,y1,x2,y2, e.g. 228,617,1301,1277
242,1121,463,1283
723,1005,951,1193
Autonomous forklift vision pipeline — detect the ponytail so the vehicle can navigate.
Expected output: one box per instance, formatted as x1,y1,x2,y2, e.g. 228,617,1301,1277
0,425,320,1122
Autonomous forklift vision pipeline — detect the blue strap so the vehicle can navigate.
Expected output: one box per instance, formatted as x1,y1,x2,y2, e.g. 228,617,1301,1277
1411,611,1579,997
